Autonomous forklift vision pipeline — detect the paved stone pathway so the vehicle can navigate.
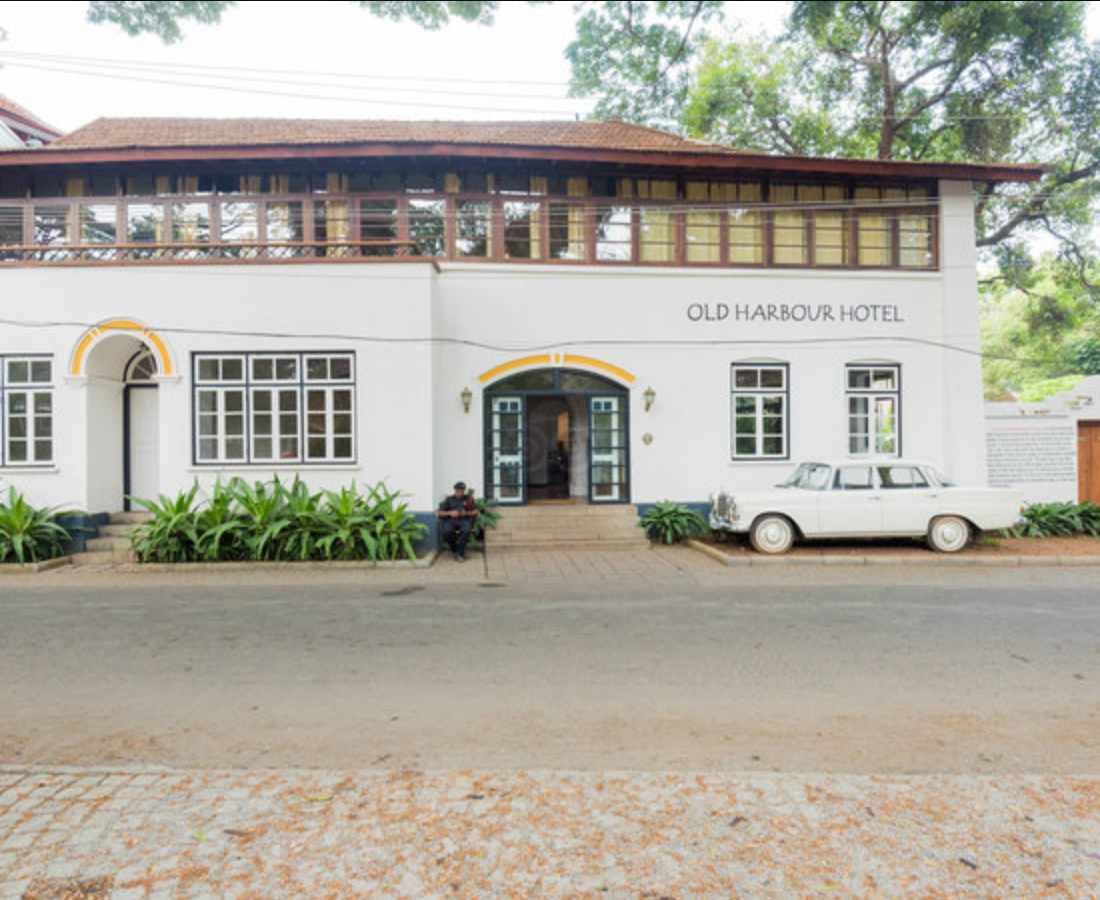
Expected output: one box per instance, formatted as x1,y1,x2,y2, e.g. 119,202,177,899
2,768,1098,899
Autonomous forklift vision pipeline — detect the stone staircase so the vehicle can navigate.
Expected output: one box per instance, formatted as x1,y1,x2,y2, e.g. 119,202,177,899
74,511,152,567
485,503,649,552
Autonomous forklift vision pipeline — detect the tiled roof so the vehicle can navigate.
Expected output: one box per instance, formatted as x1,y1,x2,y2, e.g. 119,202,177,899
0,95,62,138
48,118,741,155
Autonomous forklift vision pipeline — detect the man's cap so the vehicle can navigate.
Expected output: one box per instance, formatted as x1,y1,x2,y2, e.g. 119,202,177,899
454,481,467,491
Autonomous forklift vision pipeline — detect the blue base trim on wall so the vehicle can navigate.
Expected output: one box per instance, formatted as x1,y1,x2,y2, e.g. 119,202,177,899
56,512,111,554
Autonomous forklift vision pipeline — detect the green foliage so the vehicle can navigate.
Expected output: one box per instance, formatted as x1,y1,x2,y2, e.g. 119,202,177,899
640,500,708,545
1007,502,1100,538
980,255,1098,398
0,487,74,565
356,1,512,29
85,1,234,43
130,478,428,564
566,1,726,127
468,490,501,547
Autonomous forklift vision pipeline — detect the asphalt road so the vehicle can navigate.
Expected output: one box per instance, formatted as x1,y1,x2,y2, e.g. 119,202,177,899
1,565,1097,774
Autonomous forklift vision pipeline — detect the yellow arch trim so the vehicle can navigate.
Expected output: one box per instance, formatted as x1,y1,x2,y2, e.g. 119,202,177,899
477,355,553,385
70,320,174,377
478,353,636,387
562,355,636,385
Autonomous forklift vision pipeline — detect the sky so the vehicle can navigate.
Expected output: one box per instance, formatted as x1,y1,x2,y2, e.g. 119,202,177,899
0,1,790,132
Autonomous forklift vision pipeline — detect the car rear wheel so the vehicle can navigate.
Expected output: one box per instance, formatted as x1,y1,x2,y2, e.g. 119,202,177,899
750,515,795,555
927,515,970,553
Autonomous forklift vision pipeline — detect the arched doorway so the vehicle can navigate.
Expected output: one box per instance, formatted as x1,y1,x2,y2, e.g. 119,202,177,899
83,335,161,512
484,369,629,505
123,348,160,510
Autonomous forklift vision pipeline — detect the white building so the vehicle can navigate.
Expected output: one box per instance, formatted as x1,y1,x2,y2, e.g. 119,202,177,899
0,117,1038,545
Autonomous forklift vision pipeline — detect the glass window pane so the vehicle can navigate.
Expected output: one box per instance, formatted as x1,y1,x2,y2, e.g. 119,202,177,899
549,204,586,260
266,200,304,245
735,370,759,390
221,201,260,243
172,203,210,242
408,199,446,256
595,206,632,261
7,361,29,383
504,201,540,260
127,204,164,245
456,200,491,258
34,206,70,245
360,200,398,256
329,357,352,381
80,205,117,244
30,361,51,383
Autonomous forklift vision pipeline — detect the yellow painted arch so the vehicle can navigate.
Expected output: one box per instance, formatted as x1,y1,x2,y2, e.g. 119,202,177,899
477,353,635,387
70,320,174,377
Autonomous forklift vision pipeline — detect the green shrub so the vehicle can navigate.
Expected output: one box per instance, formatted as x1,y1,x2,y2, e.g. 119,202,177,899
1007,501,1100,538
130,478,428,564
640,501,709,545
0,487,74,564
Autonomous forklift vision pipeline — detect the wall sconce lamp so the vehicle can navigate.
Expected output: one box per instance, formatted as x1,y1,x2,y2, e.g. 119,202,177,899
460,386,473,414
643,386,656,412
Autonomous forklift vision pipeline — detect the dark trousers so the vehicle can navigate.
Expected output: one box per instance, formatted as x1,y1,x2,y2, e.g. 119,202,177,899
442,517,473,555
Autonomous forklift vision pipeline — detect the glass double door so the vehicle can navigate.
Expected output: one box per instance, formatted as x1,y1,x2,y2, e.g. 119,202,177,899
486,392,628,504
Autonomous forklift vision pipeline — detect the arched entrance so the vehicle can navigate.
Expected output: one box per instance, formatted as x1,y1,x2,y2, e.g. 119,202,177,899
484,368,629,505
81,334,163,512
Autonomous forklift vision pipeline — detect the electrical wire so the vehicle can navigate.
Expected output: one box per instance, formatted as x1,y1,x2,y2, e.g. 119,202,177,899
0,316,1082,368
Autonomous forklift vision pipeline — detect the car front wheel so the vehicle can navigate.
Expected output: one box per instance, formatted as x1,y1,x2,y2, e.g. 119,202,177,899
927,515,971,553
750,515,795,555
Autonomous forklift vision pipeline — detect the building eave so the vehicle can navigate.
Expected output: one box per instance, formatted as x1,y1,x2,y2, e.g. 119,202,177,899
0,141,1043,183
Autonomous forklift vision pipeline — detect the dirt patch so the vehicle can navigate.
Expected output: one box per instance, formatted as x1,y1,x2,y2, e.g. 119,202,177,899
699,533,1100,558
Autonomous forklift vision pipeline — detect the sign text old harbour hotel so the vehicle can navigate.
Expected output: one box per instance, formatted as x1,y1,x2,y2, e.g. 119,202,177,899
686,302,906,324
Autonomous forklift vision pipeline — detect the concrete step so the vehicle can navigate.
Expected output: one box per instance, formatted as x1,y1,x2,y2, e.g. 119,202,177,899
72,550,132,567
84,537,133,554
109,511,154,525
485,504,648,549
491,525,645,542
97,523,144,539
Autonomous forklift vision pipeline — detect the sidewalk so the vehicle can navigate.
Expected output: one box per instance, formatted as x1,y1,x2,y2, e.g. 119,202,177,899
2,767,1097,899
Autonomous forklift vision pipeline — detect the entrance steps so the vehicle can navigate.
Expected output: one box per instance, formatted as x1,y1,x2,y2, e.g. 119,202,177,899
486,503,648,551
73,511,151,566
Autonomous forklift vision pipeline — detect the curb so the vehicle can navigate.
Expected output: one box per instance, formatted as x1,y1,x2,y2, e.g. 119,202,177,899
685,539,1100,568
0,556,73,575
71,552,439,573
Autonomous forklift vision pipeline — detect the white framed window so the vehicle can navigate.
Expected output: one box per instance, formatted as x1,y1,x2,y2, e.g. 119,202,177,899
1,356,53,467
193,352,354,465
847,365,900,455
732,364,788,459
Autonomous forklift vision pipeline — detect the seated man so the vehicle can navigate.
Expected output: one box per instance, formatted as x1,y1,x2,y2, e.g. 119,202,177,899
437,481,480,562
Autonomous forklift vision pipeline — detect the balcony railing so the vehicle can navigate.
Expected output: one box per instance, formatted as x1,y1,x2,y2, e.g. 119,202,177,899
0,240,423,265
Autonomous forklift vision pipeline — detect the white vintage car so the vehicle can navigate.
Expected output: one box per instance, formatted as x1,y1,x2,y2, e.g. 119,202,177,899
710,460,1024,554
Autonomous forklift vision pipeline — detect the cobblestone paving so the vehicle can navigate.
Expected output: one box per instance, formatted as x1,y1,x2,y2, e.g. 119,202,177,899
2,768,1097,899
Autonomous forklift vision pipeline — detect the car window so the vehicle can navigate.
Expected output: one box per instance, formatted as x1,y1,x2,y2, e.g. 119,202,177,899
834,466,874,490
784,463,831,491
877,465,929,489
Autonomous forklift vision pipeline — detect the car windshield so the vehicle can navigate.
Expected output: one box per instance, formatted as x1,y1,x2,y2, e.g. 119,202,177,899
783,463,831,491
930,466,956,487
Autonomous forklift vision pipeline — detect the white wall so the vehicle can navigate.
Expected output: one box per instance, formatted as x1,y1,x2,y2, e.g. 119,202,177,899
0,180,991,512
0,262,437,514
986,375,1100,504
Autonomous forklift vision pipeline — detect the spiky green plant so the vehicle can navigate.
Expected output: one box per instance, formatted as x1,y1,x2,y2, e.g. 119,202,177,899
0,487,74,564
129,484,204,563
640,501,709,545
